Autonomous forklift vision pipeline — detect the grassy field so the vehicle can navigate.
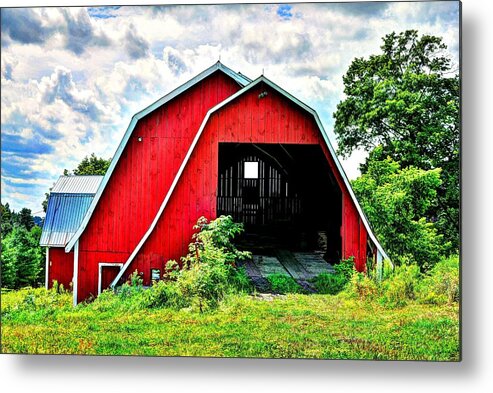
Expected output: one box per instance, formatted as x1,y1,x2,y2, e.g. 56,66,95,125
1,288,459,360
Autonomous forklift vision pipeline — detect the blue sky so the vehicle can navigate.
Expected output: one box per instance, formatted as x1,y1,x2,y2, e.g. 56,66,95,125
0,1,460,214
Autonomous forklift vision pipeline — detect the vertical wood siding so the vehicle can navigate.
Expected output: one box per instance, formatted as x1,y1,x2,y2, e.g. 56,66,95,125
76,77,370,301
76,71,242,302
122,83,369,290
48,248,74,290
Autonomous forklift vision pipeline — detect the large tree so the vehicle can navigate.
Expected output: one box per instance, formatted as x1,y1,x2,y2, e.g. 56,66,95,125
64,153,111,176
334,30,459,250
351,151,449,271
18,207,34,231
1,202,13,234
1,226,44,288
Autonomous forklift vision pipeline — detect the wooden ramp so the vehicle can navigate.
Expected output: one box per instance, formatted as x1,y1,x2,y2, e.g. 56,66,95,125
240,249,335,293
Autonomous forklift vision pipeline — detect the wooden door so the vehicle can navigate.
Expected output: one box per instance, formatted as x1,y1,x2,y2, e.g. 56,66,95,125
99,264,122,294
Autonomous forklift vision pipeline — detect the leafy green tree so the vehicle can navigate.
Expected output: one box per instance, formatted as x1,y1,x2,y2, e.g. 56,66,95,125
64,153,111,176
334,30,459,250
1,231,18,288
30,226,45,285
1,226,44,288
18,207,34,231
1,202,13,234
351,151,450,271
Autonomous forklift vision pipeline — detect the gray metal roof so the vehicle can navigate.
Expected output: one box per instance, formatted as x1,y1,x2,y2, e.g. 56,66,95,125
51,175,103,194
40,176,103,247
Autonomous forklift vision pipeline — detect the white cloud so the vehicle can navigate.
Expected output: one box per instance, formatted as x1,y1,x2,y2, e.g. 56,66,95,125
1,2,460,212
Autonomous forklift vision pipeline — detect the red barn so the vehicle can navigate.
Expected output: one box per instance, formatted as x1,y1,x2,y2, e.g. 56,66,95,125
41,62,388,305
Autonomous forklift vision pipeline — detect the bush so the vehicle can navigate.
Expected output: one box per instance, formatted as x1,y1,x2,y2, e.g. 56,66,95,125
175,216,252,311
266,274,302,294
1,287,71,321
417,255,459,305
107,217,252,312
117,270,145,300
344,272,379,299
177,257,231,311
143,280,187,309
311,273,347,295
311,257,356,295
163,260,180,281
379,264,421,308
334,257,356,281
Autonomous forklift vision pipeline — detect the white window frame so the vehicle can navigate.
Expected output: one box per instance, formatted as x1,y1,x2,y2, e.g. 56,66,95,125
98,263,124,295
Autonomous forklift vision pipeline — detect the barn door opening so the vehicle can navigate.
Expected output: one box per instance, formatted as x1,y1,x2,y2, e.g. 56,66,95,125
98,263,123,295
217,143,342,263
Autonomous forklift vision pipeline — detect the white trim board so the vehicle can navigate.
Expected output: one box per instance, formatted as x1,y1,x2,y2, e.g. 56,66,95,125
65,62,250,253
110,75,390,288
72,241,79,307
98,263,124,295
45,247,50,289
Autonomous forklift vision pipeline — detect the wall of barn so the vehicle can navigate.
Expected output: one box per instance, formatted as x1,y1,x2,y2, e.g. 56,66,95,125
47,248,74,290
125,82,370,288
75,71,243,302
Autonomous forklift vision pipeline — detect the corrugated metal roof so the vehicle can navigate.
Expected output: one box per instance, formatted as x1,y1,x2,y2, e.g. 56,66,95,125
40,193,95,247
51,175,103,194
40,176,102,247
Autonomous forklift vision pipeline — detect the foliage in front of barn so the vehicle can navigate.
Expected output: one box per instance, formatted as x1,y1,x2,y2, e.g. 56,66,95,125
105,216,253,312
1,256,459,359
310,257,355,295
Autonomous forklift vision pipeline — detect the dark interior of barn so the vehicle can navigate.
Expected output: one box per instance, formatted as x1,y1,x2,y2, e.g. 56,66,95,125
217,143,342,264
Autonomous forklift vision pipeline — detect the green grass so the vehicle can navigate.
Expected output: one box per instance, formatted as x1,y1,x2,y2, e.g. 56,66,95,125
1,287,459,360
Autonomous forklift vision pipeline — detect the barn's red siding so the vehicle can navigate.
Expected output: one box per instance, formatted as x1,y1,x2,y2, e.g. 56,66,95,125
47,248,73,290
76,71,242,302
121,83,369,290
75,73,371,302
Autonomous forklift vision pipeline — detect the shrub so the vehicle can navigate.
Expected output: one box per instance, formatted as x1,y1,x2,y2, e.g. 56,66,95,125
266,274,302,294
117,270,144,300
143,280,187,309
311,273,347,295
172,216,252,311
163,260,180,281
176,257,231,311
334,257,355,281
379,264,421,308
344,272,379,299
311,257,356,295
1,287,71,321
109,217,252,312
417,255,459,305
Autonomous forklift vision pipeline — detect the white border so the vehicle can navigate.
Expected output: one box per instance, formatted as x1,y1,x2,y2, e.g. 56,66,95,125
45,246,50,289
72,240,79,306
98,263,124,295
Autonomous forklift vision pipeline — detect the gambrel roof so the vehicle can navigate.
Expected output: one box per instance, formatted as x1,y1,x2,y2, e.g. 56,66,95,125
109,75,390,286
65,62,250,252
61,62,389,287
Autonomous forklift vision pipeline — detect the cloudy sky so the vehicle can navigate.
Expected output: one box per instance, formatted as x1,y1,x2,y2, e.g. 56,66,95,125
0,1,460,214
